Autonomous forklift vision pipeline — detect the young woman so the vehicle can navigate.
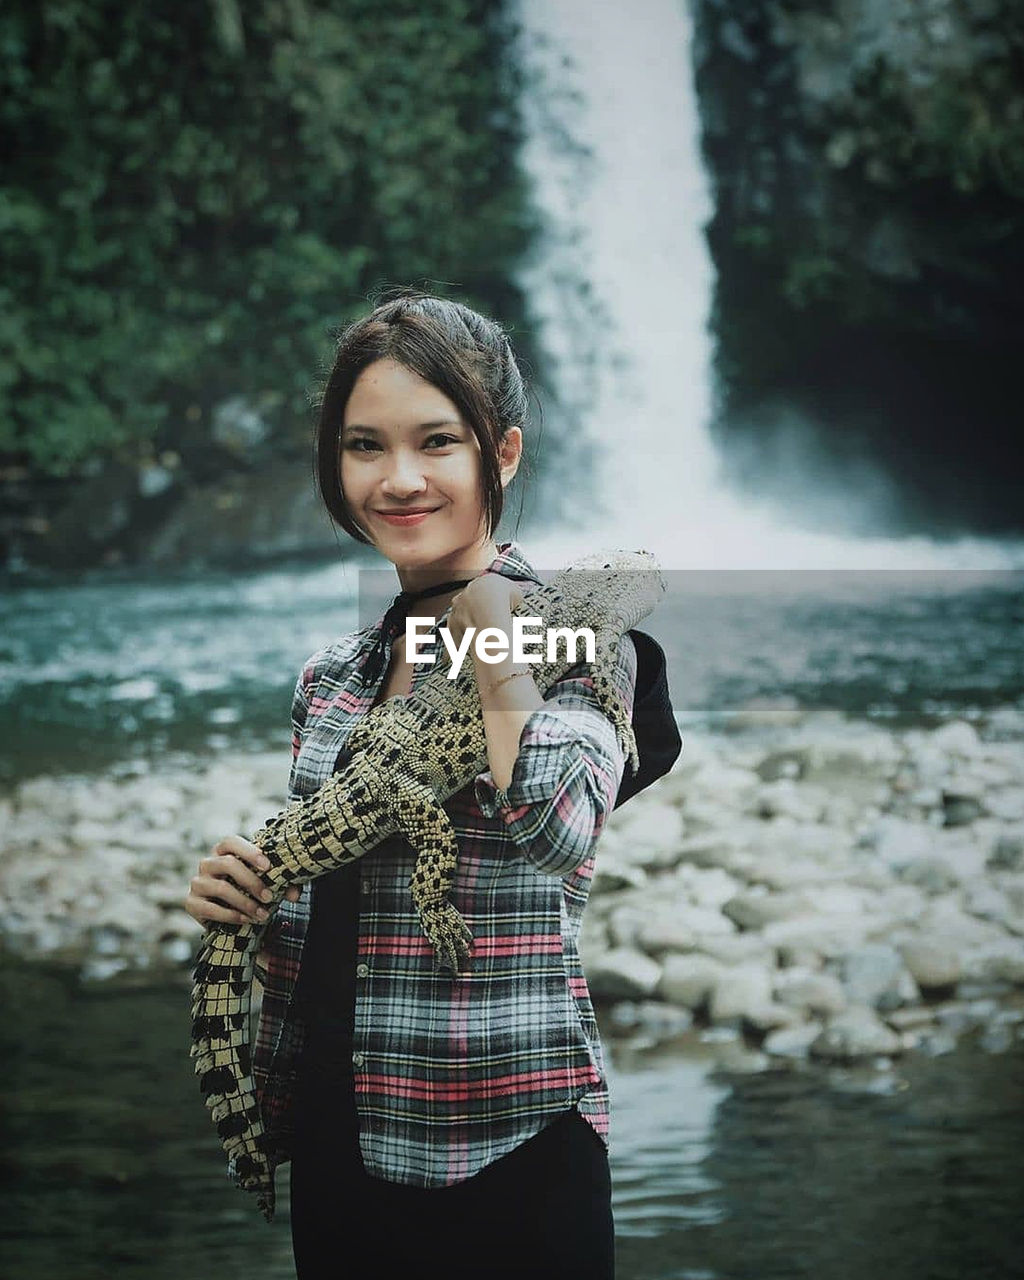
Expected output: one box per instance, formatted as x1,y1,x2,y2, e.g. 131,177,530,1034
184,292,638,1278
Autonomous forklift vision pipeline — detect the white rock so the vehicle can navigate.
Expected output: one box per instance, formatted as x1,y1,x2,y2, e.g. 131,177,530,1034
986,788,1024,822
707,963,774,1024
903,738,952,789
690,934,776,967
156,909,205,942
629,1000,694,1036
586,948,662,1000
773,969,848,1016
832,944,918,1010
761,914,872,956
754,779,826,823
988,829,1024,870
886,1005,939,1031
723,890,817,930
658,952,728,1010
964,883,1023,934
637,904,735,954
801,730,901,779
809,1006,902,1061
898,939,961,990
606,901,653,949
742,1001,806,1033
671,864,741,909
861,815,937,871
931,721,981,756
160,936,195,965
918,896,1014,951
80,956,130,982
692,761,761,806
605,801,684,869
763,1022,823,1058
961,940,1024,985
752,854,851,892
592,860,647,894
930,828,995,880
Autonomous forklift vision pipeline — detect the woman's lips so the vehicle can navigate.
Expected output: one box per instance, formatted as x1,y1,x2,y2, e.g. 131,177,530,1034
376,508,438,526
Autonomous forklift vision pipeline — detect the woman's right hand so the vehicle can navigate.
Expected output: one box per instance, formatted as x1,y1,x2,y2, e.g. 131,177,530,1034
183,835,302,928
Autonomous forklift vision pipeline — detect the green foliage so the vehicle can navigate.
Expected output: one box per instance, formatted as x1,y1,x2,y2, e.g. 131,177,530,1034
781,251,843,309
846,39,1024,200
0,0,537,477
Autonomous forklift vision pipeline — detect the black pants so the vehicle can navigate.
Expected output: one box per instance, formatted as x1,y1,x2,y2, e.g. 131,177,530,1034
289,1052,615,1279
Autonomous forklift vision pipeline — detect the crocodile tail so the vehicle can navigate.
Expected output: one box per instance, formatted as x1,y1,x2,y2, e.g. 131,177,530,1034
589,636,641,778
190,922,276,1218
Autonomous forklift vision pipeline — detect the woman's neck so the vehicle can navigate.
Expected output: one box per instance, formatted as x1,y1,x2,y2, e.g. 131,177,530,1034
393,538,505,622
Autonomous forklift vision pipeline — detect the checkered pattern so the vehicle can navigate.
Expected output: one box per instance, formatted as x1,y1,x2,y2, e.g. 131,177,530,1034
253,541,637,1188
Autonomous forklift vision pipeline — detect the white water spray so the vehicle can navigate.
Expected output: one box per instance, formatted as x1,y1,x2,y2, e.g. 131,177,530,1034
511,0,1024,572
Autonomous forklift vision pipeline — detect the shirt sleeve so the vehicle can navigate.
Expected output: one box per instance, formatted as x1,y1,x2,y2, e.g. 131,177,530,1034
253,651,319,972
472,631,638,879
286,655,317,800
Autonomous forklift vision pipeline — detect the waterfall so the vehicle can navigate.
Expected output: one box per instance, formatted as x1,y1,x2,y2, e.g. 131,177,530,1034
510,0,1024,572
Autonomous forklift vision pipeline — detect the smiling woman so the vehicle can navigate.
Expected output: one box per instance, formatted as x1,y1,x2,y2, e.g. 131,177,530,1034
335,356,522,575
185,289,632,1279
314,293,532,567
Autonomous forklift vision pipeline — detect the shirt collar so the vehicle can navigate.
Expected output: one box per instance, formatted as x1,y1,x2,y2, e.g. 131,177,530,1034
367,541,542,633
356,540,544,683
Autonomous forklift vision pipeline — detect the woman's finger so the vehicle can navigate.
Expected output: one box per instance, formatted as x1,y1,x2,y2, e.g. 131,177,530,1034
191,873,270,922
183,891,262,927
210,836,270,871
200,852,270,904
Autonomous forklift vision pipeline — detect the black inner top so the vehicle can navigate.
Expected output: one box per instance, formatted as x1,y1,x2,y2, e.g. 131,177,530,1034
293,743,361,1072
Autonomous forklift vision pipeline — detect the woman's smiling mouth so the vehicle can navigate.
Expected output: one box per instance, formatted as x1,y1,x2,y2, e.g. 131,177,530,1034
375,508,440,526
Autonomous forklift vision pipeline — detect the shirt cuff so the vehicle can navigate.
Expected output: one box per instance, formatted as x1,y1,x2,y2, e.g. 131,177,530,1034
473,703,587,816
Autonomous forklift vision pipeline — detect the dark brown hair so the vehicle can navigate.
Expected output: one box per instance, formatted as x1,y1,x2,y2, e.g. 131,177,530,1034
312,288,531,545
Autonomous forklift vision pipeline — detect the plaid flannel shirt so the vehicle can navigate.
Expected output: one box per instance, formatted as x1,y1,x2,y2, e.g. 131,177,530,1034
252,541,638,1189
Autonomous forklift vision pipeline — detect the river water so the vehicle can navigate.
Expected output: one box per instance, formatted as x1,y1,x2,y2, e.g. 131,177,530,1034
1,557,1022,1278
1,960,1020,1280
2,557,1022,790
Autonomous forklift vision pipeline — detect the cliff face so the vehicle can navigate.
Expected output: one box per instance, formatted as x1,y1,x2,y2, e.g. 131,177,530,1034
692,0,1024,536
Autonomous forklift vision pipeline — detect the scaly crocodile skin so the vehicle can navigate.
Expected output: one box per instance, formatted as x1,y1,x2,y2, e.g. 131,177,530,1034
190,548,664,1221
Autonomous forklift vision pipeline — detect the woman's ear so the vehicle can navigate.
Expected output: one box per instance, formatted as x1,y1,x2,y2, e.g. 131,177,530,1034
499,426,523,487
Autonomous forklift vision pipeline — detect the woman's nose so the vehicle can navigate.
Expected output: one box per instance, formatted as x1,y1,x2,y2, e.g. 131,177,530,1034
381,449,427,494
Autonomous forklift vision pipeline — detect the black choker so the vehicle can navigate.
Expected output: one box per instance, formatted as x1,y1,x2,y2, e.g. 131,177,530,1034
362,578,475,685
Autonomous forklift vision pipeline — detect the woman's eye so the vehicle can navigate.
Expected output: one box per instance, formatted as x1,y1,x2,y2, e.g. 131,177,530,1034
343,434,459,454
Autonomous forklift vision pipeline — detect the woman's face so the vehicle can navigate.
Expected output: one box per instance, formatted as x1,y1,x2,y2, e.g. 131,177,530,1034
340,358,511,571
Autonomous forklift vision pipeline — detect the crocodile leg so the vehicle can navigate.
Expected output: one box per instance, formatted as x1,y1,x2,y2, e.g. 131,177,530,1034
383,767,475,975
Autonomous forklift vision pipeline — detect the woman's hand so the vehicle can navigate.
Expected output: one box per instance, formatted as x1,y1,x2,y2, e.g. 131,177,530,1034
183,835,301,928
446,575,525,649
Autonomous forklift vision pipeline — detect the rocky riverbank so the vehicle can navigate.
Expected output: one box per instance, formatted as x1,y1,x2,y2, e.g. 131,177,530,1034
2,702,1022,1070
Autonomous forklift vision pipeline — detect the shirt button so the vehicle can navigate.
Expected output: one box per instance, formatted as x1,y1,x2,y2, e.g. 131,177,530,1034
356,963,369,978
361,879,371,894
352,1051,364,1067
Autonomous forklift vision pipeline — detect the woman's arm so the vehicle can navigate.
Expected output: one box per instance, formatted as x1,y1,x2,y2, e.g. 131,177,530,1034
447,575,538,792
447,576,639,879
473,631,638,879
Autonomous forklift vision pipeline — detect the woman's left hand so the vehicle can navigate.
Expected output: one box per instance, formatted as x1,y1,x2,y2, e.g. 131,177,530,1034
446,575,525,649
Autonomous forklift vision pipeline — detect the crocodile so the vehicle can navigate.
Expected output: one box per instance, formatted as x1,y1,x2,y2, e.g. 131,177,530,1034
190,548,665,1221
